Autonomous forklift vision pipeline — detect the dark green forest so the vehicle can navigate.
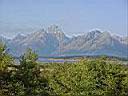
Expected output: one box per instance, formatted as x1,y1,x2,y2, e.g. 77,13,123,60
0,42,128,96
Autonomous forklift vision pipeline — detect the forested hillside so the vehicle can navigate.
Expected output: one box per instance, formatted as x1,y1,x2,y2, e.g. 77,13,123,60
0,42,128,96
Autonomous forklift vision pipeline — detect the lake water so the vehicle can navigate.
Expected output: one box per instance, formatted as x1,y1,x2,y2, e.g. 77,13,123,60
38,58,78,63
15,58,78,64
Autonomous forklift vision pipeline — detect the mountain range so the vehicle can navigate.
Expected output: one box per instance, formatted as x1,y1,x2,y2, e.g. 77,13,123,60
0,25,128,58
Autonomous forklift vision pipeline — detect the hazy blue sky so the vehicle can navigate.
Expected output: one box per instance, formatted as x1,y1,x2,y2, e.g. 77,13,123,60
0,0,127,38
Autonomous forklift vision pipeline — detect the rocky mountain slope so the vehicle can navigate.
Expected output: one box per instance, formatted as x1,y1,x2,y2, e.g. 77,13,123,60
0,25,127,58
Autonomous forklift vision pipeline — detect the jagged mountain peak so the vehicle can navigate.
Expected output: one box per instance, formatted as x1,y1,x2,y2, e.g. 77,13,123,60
14,33,26,39
100,32,112,39
47,25,63,33
83,29,102,40
32,28,47,35
0,35,8,43
32,31,46,36
46,25,69,41
12,33,26,43
89,29,102,34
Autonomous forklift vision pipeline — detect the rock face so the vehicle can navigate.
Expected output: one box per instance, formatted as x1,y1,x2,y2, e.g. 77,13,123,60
0,25,128,58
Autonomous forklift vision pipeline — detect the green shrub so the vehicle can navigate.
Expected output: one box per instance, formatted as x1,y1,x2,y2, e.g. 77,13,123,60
45,59,128,96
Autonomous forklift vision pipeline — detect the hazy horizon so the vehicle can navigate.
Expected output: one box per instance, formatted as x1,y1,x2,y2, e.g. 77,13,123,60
0,0,127,38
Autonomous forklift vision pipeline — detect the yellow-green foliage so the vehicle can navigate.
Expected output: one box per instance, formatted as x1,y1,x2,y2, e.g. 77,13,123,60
0,42,13,71
44,59,128,96
0,47,51,96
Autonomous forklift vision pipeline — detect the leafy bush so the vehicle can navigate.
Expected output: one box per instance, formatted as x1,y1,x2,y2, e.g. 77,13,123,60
0,48,51,96
45,59,128,96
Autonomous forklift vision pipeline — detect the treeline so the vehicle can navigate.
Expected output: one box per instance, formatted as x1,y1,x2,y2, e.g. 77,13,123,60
0,42,128,96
